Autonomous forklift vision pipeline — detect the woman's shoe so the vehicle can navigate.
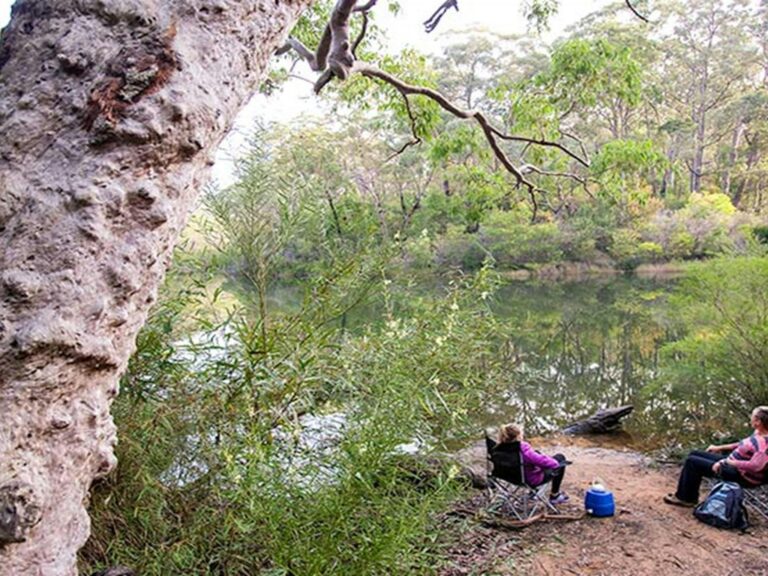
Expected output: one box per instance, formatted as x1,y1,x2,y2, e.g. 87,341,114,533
663,494,696,507
550,492,569,505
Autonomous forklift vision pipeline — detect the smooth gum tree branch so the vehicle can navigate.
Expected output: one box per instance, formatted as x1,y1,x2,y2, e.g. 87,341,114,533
384,92,422,162
490,128,590,168
354,63,537,192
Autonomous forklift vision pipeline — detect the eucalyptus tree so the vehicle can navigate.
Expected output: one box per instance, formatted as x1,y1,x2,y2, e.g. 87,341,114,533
0,2,315,572
657,0,758,194
432,32,546,112
716,91,768,206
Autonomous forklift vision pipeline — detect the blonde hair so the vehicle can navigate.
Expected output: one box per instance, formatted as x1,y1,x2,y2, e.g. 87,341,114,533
498,423,523,444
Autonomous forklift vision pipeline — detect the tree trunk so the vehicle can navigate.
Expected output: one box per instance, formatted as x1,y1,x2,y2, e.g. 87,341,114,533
722,121,745,196
0,1,312,574
734,134,761,208
691,111,706,194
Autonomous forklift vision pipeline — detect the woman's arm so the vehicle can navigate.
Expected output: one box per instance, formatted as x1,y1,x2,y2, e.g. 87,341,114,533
520,443,559,469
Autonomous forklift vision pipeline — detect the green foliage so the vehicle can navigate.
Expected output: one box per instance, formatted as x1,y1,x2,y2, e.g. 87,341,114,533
592,140,667,179
607,229,662,271
646,258,768,433
685,192,736,217
542,38,643,109
339,50,442,142
753,225,768,244
82,249,513,574
503,89,561,141
483,216,564,268
427,123,486,164
523,0,560,33
433,224,490,270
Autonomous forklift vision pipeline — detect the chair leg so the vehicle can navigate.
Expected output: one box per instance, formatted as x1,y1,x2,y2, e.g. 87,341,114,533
744,490,768,521
485,477,542,520
529,482,561,515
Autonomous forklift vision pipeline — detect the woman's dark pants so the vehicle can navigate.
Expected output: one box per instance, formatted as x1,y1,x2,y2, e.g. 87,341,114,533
541,453,567,495
675,450,747,503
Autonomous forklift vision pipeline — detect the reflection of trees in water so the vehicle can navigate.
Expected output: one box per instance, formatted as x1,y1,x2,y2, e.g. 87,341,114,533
489,277,675,435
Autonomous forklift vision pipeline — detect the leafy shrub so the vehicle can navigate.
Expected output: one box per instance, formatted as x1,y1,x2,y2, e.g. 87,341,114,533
81,265,510,575
608,228,661,270
752,224,768,245
668,229,695,259
433,224,490,270
482,221,563,268
645,258,768,435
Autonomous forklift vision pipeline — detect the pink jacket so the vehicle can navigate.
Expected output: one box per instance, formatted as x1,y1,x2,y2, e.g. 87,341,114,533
520,441,560,486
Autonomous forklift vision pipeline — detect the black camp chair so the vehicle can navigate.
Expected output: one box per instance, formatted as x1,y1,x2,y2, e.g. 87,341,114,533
485,434,561,519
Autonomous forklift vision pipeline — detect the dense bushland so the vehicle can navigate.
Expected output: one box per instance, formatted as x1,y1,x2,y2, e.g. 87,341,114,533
80,254,518,574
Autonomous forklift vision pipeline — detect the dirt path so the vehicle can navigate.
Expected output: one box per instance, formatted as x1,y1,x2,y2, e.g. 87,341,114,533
442,436,768,576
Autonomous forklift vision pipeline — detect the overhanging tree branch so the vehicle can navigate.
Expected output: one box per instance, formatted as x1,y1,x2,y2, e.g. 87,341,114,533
354,62,539,191
384,91,422,162
277,0,598,204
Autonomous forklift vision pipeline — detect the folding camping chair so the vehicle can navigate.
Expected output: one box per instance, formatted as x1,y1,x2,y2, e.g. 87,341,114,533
484,434,561,520
743,484,768,522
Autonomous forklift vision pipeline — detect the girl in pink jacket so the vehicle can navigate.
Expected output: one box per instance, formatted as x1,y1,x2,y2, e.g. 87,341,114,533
497,423,569,504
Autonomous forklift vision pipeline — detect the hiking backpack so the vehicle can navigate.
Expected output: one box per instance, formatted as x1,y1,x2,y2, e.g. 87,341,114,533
693,481,749,530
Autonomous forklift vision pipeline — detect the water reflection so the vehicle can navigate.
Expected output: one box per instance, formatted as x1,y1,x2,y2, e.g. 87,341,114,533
477,277,678,439
260,275,681,444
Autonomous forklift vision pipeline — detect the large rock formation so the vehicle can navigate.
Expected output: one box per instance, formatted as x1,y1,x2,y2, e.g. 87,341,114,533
0,1,313,573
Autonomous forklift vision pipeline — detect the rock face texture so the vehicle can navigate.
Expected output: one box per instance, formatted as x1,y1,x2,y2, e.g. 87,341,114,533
0,1,312,573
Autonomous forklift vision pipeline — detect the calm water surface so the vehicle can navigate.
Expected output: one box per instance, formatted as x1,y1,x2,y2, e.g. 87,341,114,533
266,274,680,443
479,276,677,441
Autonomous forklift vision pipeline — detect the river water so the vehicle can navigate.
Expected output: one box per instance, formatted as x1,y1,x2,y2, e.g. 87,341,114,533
482,275,676,437
264,273,680,443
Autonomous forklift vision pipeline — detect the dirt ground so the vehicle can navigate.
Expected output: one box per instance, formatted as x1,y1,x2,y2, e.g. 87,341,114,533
441,435,768,576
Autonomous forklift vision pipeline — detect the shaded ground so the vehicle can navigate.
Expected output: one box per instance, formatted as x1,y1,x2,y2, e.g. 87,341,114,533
440,436,768,576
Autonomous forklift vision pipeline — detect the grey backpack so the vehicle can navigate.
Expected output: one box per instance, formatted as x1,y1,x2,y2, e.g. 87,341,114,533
693,481,749,530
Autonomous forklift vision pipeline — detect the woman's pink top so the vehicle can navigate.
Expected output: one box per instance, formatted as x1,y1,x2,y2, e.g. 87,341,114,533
520,441,560,486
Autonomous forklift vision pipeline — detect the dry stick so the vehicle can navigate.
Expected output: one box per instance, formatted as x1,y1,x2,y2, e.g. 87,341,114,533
523,165,590,189
560,130,591,165
625,0,650,23
384,91,422,162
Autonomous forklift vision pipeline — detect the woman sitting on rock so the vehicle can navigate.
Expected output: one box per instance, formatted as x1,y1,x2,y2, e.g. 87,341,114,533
495,423,569,504
664,405,768,507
